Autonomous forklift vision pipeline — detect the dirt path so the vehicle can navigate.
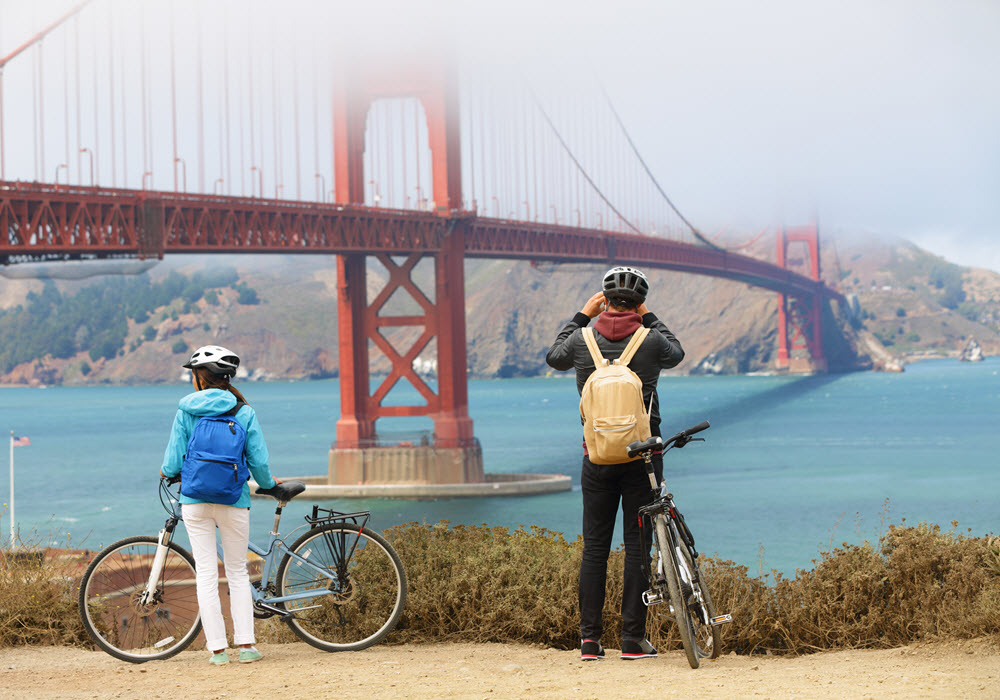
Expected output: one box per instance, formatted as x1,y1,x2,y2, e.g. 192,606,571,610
2,639,998,699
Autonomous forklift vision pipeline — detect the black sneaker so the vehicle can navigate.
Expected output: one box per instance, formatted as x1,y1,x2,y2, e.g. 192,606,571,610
580,639,605,661
620,639,658,660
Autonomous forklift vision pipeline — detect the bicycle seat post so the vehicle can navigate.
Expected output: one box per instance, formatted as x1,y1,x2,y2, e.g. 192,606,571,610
642,451,658,492
270,500,288,537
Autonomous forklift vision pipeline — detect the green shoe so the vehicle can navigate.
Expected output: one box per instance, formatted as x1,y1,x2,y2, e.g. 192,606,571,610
209,651,230,666
239,647,263,664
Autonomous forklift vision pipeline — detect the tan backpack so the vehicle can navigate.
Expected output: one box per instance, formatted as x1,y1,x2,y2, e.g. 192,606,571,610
579,326,652,464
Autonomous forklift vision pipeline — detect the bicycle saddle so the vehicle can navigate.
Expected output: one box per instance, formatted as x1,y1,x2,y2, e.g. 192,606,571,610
255,480,307,501
627,435,663,458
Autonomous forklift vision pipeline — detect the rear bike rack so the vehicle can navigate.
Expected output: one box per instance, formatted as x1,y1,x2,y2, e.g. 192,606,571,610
306,506,371,531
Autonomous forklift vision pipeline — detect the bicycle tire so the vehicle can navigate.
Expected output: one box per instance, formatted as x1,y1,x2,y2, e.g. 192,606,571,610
78,535,202,663
676,540,722,660
276,522,407,652
655,516,699,669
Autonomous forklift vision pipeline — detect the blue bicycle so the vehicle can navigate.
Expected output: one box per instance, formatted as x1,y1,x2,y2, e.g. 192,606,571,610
78,478,407,663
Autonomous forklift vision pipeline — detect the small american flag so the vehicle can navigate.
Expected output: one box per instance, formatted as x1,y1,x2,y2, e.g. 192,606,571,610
11,435,30,447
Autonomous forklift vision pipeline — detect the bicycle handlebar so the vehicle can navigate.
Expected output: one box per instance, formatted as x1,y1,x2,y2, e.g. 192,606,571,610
668,421,710,443
626,420,710,459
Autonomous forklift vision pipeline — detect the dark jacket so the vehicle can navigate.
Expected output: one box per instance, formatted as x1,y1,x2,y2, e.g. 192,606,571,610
545,311,684,433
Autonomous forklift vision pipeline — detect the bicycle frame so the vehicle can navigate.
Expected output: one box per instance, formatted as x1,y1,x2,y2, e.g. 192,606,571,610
140,481,368,616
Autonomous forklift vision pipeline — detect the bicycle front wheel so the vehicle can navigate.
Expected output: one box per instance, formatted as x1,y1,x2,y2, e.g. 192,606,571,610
655,516,699,669
78,536,202,663
276,522,407,652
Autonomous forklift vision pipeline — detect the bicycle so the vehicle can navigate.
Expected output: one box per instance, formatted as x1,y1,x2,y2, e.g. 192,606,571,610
629,421,731,669
78,478,408,663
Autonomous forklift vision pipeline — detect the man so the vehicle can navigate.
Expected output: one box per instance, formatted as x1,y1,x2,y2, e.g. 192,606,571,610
546,266,685,661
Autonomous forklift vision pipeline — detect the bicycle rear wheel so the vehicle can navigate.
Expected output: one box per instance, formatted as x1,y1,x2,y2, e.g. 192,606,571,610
276,522,407,652
655,516,699,669
676,542,721,660
78,536,202,663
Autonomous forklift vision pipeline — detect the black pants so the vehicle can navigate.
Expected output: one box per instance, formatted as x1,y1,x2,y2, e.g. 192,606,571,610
579,451,663,643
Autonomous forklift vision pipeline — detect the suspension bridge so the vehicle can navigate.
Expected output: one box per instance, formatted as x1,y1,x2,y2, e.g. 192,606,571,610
0,1,844,493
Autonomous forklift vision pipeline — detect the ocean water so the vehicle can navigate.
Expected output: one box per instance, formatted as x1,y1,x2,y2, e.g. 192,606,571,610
2,358,998,576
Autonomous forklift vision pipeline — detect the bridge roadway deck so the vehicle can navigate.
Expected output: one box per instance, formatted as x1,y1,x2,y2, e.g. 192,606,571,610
0,182,842,301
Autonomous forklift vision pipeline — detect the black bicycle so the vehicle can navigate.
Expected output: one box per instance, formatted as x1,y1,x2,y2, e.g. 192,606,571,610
630,421,731,669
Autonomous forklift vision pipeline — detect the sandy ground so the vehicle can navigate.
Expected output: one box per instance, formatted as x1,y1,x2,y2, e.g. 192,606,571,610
1,639,999,699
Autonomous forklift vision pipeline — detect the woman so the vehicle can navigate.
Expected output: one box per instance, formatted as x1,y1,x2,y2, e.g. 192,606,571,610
161,345,278,665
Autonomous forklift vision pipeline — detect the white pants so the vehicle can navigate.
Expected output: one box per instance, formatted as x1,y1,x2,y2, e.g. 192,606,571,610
182,503,255,651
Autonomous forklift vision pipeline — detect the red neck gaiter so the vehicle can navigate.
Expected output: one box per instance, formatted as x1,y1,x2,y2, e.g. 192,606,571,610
593,311,642,341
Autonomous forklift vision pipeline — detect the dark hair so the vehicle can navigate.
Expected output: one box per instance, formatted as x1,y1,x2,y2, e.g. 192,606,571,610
605,293,639,311
193,366,249,405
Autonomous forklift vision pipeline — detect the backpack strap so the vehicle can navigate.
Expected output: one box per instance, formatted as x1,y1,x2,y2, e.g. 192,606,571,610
223,399,247,417
581,327,608,368
618,326,650,367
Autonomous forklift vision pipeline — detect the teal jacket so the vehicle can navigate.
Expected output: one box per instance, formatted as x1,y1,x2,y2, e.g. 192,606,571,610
161,389,277,508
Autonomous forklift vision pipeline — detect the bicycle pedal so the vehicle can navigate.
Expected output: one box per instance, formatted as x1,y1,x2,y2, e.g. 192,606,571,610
710,614,733,626
641,590,663,606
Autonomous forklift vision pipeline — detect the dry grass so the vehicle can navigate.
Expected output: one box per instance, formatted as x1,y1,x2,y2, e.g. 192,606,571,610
2,520,999,654
0,547,89,647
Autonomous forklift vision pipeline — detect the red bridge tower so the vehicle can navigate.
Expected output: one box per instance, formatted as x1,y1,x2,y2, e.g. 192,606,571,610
776,224,828,373
328,53,483,485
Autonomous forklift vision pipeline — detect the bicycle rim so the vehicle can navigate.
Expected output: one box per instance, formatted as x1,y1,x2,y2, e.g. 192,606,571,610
78,536,202,663
276,523,407,652
677,542,721,660
655,517,699,669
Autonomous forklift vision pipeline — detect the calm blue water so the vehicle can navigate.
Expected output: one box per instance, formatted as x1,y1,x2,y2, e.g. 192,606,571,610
2,358,998,576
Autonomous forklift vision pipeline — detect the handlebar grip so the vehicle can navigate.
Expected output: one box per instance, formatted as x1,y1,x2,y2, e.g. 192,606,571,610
683,421,710,437
665,421,711,447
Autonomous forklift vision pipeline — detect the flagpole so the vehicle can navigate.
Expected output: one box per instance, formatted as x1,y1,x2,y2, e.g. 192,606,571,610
8,431,14,546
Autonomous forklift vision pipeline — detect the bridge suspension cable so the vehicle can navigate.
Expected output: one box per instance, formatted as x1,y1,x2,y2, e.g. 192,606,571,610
523,83,642,236
594,81,721,251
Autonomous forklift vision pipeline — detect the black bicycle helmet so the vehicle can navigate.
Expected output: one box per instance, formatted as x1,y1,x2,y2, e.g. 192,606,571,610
602,266,649,306
183,345,240,377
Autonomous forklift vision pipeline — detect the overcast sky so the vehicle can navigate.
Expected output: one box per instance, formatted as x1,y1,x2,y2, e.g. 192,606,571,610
470,0,1000,271
2,0,998,272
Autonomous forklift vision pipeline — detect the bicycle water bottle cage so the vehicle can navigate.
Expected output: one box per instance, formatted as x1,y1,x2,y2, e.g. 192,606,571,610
306,506,371,530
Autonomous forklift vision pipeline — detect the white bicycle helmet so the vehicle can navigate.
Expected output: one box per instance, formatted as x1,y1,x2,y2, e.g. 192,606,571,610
602,266,649,306
183,345,240,377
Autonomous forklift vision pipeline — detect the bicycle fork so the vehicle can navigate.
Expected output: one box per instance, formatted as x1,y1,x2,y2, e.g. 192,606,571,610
640,515,733,628
138,510,182,608
138,526,174,607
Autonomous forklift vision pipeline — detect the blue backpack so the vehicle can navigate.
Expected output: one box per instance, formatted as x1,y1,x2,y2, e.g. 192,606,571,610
180,402,249,505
